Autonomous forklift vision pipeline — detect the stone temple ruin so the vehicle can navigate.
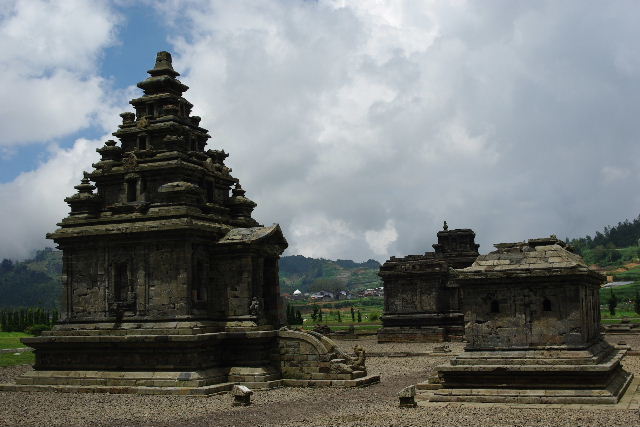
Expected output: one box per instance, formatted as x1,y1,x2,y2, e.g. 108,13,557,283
2,52,378,394
378,224,479,342
418,236,633,404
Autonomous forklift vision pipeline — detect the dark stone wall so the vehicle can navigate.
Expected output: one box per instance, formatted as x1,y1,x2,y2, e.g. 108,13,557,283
383,276,461,314
463,281,601,349
61,241,191,321
378,228,479,342
58,238,282,325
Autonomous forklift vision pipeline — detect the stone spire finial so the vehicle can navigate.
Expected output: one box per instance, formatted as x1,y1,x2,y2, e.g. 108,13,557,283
147,51,179,77
74,173,96,194
155,51,172,69
232,182,246,198
443,221,448,231
229,182,256,220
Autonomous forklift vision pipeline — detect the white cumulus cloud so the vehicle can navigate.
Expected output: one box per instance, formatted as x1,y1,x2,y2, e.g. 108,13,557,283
365,220,398,257
0,0,129,260
0,137,102,260
5,0,640,263
144,0,640,261
0,0,121,146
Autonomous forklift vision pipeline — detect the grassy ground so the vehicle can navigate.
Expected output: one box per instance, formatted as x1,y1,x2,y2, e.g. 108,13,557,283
288,296,640,327
610,265,640,282
288,297,384,326
601,282,640,301
0,351,34,367
0,332,30,349
0,332,33,368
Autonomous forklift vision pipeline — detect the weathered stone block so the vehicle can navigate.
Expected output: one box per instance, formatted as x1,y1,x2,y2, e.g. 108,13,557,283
398,385,417,408
231,385,253,406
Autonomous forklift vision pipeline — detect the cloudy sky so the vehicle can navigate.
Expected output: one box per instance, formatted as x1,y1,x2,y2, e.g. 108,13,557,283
1,0,640,262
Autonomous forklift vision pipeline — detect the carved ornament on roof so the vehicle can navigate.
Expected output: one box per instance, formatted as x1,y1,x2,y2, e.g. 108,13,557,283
123,153,138,170
137,116,150,128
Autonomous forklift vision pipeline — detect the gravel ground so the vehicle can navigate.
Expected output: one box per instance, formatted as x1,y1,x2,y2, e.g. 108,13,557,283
1,336,639,426
336,336,466,355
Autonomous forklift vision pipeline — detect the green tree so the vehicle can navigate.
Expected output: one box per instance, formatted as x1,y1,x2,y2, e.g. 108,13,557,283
608,289,618,316
311,305,319,321
295,310,303,325
0,307,58,332
337,311,342,322
591,246,607,264
634,291,640,315
350,306,355,322
318,309,323,322
607,248,622,263
357,310,362,323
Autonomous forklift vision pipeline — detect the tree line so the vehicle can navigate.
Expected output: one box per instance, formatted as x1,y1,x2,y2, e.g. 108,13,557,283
570,215,640,253
0,307,59,334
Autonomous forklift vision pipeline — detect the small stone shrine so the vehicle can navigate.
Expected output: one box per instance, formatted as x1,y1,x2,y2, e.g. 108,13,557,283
419,236,633,404
2,52,378,394
378,223,479,342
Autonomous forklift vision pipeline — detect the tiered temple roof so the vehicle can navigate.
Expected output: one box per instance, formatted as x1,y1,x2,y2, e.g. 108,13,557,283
51,51,259,241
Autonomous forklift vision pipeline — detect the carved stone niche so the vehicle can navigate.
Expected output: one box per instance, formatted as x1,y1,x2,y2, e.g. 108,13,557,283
190,247,209,312
107,256,137,318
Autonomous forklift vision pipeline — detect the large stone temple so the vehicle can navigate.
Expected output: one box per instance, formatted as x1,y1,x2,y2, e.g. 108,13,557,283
418,236,633,404
3,52,378,394
378,224,479,342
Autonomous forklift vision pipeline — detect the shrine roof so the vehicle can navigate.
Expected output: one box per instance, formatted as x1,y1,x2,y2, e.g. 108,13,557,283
219,224,288,247
455,236,603,280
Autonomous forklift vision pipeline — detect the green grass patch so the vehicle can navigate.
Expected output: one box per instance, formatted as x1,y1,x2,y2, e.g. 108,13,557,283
611,266,640,282
287,297,384,326
600,309,638,320
601,318,640,324
0,351,34,367
0,332,30,349
600,283,640,301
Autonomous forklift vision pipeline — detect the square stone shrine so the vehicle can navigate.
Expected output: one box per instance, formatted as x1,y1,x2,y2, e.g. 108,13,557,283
418,236,633,404
378,224,479,342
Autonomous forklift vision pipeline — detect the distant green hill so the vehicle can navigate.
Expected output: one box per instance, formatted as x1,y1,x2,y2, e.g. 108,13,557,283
0,248,61,309
278,255,381,294
0,249,381,307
